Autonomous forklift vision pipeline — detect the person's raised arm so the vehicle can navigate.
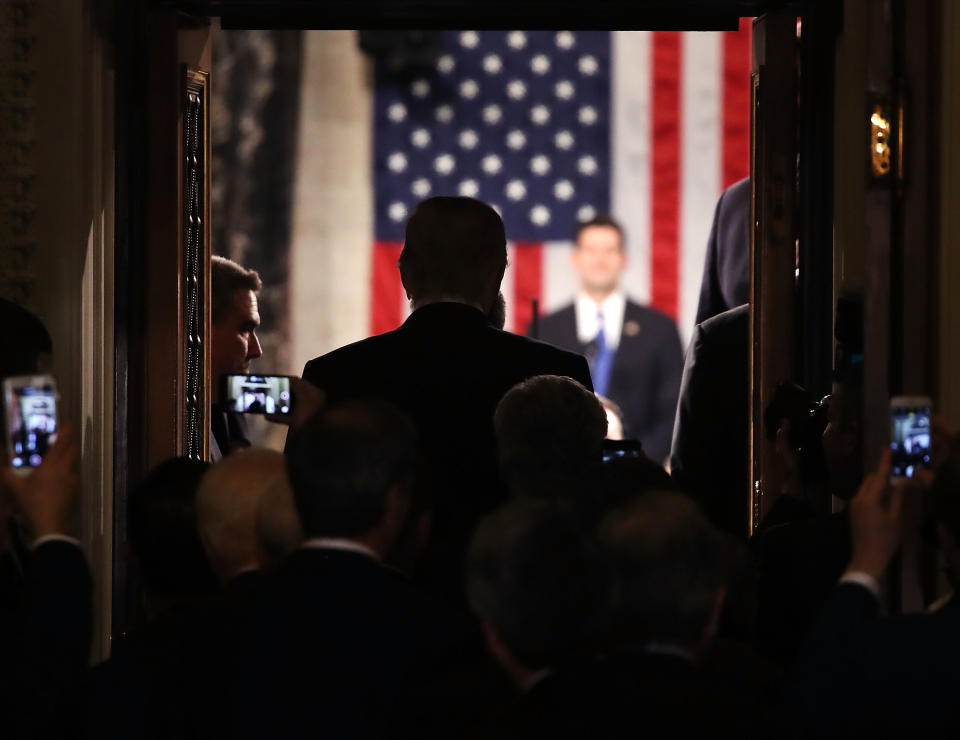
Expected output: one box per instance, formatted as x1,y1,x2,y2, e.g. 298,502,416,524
844,448,904,591
2,422,80,543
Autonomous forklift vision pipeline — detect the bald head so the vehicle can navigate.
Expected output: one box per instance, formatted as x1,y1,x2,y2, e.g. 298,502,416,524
197,448,286,582
256,469,303,571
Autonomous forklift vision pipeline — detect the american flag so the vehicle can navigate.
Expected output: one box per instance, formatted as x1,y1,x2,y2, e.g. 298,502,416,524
369,25,752,343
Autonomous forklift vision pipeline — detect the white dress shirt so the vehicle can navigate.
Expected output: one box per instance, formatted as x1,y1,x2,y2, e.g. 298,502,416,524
575,291,626,350
838,570,882,601
300,537,380,562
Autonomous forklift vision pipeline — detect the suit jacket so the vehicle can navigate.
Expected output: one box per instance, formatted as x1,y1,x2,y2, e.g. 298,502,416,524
695,177,750,325
789,585,960,737
751,511,851,669
209,408,250,462
533,300,683,463
670,304,749,537
300,302,593,603
235,548,479,739
1,540,92,740
608,648,772,739
481,658,637,739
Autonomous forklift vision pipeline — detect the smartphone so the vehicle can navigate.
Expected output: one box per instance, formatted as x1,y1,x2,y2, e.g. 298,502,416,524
3,374,58,473
602,439,644,463
890,396,932,480
221,374,294,416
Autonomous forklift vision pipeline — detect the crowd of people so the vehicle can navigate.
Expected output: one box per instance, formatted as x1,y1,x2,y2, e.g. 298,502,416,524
1,195,959,738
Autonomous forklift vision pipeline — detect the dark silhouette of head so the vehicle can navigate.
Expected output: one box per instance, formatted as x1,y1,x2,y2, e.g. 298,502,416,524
127,457,218,605
466,498,611,678
0,298,53,381
286,399,417,552
598,491,729,655
398,197,507,312
494,375,607,502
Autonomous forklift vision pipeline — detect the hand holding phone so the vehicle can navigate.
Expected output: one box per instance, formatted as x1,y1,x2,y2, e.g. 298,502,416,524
2,422,79,539
264,376,326,432
221,374,295,416
848,448,904,580
3,374,58,473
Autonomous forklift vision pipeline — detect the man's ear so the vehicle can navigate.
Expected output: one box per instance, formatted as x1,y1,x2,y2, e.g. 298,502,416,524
481,620,514,667
399,269,413,301
937,523,958,554
383,484,412,537
701,585,728,649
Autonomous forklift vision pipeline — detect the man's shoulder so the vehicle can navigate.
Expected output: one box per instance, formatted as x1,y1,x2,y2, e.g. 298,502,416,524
538,303,576,324
488,326,589,372
623,300,679,335
302,330,404,377
699,303,749,335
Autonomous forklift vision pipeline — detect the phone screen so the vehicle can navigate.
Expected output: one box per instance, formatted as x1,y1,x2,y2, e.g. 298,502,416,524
5,382,58,469
890,405,932,478
222,374,293,415
602,439,644,463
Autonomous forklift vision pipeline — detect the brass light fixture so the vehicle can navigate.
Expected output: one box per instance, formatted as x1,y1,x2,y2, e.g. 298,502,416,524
870,105,892,178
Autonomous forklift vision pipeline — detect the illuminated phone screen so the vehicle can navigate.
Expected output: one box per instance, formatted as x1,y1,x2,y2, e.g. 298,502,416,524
890,406,931,479
223,375,293,415
5,382,58,469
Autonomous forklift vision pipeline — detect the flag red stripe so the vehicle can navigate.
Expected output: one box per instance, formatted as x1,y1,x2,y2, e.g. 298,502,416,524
370,241,405,336
722,18,753,188
651,32,682,320
511,242,544,335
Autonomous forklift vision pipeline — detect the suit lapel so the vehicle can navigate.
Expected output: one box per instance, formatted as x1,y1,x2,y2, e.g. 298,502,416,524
606,302,643,395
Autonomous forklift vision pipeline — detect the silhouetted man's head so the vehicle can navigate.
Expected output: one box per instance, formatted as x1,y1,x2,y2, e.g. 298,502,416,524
211,256,263,385
286,399,417,557
494,375,607,501
128,458,218,606
0,299,53,381
466,499,611,684
598,491,729,657
196,448,287,582
398,197,507,313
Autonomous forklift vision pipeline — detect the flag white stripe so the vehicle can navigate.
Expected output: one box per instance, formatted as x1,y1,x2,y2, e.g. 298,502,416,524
679,32,723,345
611,31,653,307
541,240,578,314
503,242,518,332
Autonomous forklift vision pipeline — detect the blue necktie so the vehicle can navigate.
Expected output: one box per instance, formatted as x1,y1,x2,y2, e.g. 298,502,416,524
592,307,615,397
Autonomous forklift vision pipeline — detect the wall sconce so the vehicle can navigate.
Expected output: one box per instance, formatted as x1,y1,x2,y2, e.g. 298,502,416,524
870,104,892,178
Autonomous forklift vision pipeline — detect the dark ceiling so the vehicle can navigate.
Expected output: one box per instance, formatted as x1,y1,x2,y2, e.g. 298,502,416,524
157,0,799,30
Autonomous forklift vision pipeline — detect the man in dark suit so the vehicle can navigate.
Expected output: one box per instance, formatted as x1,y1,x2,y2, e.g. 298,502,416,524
1,427,92,740
598,491,772,739
239,400,478,739
0,299,92,739
751,360,864,668
695,177,750,325
532,215,683,463
86,457,219,739
299,197,592,604
670,304,750,537
788,450,960,736
210,255,264,460
465,498,631,739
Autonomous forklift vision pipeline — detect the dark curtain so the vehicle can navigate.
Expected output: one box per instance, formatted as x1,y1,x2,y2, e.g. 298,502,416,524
212,29,303,375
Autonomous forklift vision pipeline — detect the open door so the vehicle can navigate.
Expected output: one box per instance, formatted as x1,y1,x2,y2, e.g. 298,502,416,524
113,8,212,638
749,11,799,533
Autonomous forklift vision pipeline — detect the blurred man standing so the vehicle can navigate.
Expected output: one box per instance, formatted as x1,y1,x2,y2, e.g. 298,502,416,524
533,216,684,463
